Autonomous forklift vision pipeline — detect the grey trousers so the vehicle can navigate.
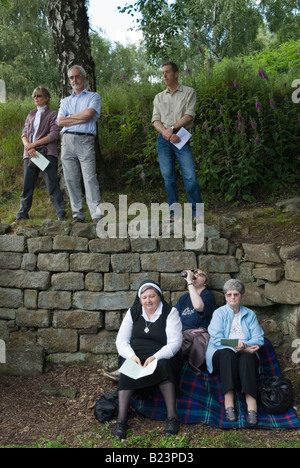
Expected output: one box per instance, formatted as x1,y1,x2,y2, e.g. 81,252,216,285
61,134,101,220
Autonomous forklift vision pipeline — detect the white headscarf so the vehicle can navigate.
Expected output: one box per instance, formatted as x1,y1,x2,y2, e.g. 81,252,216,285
138,282,162,298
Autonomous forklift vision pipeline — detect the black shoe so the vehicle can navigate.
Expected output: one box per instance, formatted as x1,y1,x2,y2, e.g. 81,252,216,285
164,417,181,437
247,410,257,426
225,407,237,423
114,420,127,440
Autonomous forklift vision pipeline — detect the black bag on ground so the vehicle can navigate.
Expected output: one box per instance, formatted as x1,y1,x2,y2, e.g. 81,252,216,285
259,376,293,414
94,391,119,423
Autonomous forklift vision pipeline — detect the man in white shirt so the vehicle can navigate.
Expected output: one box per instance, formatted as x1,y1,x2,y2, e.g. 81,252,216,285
152,62,203,222
58,65,102,224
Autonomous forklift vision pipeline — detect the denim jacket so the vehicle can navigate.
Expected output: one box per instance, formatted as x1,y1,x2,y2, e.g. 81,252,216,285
206,303,264,373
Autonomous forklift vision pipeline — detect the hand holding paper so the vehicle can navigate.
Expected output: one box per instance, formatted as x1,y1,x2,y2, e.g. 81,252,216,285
170,127,192,150
29,151,50,172
119,358,157,380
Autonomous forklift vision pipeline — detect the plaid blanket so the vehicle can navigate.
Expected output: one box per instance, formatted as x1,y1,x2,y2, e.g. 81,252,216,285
131,339,300,429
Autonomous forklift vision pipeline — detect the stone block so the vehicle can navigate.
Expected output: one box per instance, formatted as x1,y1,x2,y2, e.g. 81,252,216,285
70,253,110,272
0,346,45,376
198,255,239,273
204,225,220,238
21,253,37,271
27,236,53,254
80,330,118,354
279,244,300,261
24,290,38,309
234,262,255,283
0,288,23,308
285,259,300,282
73,291,136,311
89,238,130,253
85,273,103,291
252,266,284,282
0,235,25,252
37,253,69,272
160,273,186,291
0,223,11,235
0,320,9,341
159,238,184,251
0,308,16,320
0,270,50,290
51,272,85,291
9,330,37,347
104,273,130,291
0,252,22,269
207,237,229,255
38,291,72,310
242,283,274,307
40,219,71,237
141,252,196,272
209,273,231,290
111,253,141,273
105,311,122,331
131,238,157,253
53,235,89,252
265,280,300,304
37,328,78,353
243,243,281,265
53,310,103,329
16,308,51,328
129,272,160,290
71,223,97,239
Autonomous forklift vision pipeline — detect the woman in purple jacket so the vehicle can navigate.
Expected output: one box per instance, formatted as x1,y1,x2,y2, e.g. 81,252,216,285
12,87,65,224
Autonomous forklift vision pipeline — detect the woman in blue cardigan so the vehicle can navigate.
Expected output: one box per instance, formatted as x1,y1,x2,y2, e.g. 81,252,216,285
206,279,264,426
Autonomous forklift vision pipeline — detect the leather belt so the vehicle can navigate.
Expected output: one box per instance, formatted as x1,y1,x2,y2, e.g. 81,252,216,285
65,132,94,137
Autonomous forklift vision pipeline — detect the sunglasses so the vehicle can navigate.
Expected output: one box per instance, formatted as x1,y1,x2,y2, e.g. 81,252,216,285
33,94,43,98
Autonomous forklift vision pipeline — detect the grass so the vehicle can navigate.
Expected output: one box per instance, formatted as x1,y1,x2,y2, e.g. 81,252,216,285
1,425,300,448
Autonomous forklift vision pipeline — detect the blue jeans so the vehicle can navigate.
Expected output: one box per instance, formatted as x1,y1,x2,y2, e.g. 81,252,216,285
157,135,202,216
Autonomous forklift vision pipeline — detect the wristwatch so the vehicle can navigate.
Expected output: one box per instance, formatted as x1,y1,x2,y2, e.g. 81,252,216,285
171,126,176,133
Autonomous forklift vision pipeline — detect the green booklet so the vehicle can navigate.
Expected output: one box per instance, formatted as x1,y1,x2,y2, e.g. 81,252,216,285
221,339,239,348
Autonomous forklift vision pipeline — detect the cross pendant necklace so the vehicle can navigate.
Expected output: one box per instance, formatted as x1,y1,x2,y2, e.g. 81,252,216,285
144,318,153,334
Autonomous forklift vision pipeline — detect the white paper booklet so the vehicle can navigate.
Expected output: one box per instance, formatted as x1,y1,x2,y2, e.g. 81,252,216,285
171,127,192,150
30,151,50,172
119,358,157,380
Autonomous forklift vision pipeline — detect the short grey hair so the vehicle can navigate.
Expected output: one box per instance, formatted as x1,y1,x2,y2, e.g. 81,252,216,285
68,65,87,78
223,279,245,295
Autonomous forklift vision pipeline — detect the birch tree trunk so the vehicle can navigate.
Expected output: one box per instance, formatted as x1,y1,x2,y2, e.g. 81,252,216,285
48,0,104,182
48,0,96,98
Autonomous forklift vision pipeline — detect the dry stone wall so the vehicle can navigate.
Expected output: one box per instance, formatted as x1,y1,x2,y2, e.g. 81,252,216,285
0,219,300,375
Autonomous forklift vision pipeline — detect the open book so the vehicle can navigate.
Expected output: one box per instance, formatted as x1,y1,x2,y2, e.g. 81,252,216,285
119,358,157,380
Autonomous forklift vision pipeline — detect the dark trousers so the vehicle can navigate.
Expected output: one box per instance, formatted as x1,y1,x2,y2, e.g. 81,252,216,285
17,156,66,220
213,349,259,400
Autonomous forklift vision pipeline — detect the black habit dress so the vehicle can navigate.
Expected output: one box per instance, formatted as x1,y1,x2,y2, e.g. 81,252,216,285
118,300,183,398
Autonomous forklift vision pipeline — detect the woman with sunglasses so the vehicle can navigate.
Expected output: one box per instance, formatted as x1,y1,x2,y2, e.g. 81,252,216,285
12,86,65,225
206,279,264,426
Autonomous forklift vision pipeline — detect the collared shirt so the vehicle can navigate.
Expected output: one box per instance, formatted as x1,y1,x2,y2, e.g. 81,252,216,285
152,84,196,130
57,89,101,135
116,302,182,362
